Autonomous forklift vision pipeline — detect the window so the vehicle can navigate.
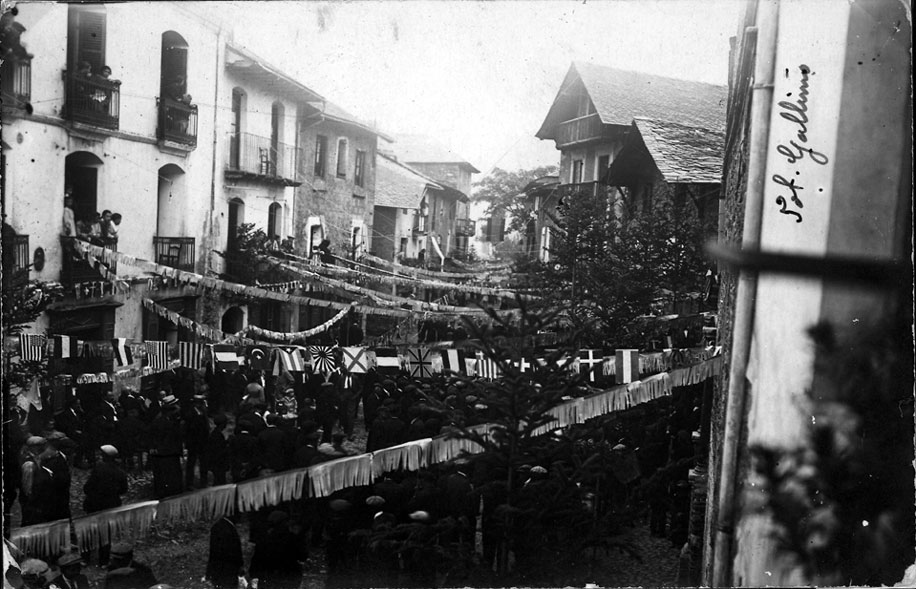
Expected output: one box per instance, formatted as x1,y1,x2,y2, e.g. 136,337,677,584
314,135,327,177
350,226,361,259
267,202,282,239
571,159,584,184
402,208,408,215
399,238,408,255
68,4,106,74
354,149,366,187
336,138,348,178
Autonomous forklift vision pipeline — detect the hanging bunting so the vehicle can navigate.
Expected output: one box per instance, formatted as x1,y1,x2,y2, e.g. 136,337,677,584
579,349,603,382
373,348,401,374
615,349,640,384
247,345,271,371
212,344,241,372
407,348,434,379
144,341,170,371
440,349,466,375
179,342,203,370
53,335,79,360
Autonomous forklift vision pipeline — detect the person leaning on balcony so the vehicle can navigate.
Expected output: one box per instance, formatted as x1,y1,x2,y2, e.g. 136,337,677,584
102,212,121,247
89,65,114,113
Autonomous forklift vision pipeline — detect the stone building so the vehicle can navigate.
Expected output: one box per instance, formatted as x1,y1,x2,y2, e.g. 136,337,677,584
389,134,478,261
372,152,443,263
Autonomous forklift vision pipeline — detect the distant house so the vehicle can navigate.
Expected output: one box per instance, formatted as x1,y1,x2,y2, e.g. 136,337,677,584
296,101,388,263
372,153,443,263
535,62,727,261
606,117,724,242
390,135,479,261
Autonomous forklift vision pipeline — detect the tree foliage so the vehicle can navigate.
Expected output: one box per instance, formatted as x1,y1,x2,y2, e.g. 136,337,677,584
532,187,707,347
472,166,558,233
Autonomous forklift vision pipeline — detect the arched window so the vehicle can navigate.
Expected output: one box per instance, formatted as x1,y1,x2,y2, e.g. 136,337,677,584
221,307,245,333
160,31,189,101
267,202,282,239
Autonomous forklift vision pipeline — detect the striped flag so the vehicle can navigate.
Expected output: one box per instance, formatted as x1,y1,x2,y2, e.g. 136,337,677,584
579,349,603,382
342,347,368,373
53,335,79,359
374,348,401,374
179,342,203,370
212,344,240,372
475,352,500,380
18,334,46,361
441,349,466,374
275,347,306,373
111,338,133,367
407,348,433,379
145,341,170,371
615,349,640,384
309,345,336,374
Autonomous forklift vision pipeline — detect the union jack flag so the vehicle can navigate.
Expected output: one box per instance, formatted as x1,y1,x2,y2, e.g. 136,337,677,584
407,348,433,379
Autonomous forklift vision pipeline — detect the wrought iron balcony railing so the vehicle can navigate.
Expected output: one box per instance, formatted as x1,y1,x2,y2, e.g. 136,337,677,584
158,97,198,146
1,234,29,272
64,71,120,130
154,236,196,272
1,57,31,106
227,132,300,183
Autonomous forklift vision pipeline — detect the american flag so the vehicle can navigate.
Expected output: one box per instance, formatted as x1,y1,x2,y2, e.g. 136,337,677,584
18,334,46,362
111,338,133,367
145,341,171,371
407,348,433,379
309,345,337,374
179,342,203,370
475,352,501,380
52,335,79,359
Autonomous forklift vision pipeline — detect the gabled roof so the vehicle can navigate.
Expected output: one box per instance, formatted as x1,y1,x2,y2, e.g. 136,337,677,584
537,62,728,139
312,100,392,141
608,118,724,185
391,135,480,173
375,153,443,209
225,44,324,102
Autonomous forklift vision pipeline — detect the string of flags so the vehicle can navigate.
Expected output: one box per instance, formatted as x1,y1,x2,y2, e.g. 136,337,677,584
9,353,724,559
72,240,516,320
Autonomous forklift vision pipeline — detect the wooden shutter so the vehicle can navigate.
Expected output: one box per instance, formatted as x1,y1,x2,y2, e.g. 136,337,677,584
497,217,506,241
69,7,106,73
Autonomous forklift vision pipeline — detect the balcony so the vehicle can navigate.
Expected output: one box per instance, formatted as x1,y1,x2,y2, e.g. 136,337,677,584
64,71,120,131
158,97,198,149
557,181,613,199
60,237,112,287
556,113,612,147
154,237,196,272
226,132,301,186
1,57,31,111
1,234,29,273
455,218,476,237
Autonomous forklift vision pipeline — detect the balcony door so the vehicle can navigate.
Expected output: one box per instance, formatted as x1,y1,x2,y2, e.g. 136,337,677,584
227,198,244,252
65,152,102,223
160,31,188,101
157,164,186,237
230,89,245,169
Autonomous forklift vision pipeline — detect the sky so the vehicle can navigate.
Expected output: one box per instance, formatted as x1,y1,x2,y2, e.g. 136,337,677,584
192,0,740,180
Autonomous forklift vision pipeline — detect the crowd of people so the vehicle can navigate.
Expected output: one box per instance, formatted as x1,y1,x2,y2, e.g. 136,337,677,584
5,352,702,588
61,186,121,248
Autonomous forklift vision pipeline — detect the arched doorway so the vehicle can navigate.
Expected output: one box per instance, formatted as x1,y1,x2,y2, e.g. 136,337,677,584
157,163,185,236
221,306,245,333
65,151,103,224
227,198,244,252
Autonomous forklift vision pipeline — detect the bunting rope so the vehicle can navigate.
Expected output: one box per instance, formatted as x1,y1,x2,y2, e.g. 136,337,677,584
9,355,723,557
239,304,353,343
274,253,533,300
360,252,512,280
72,240,517,320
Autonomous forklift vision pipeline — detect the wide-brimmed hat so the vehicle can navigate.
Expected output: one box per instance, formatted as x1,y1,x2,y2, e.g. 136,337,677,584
58,552,83,567
100,444,119,457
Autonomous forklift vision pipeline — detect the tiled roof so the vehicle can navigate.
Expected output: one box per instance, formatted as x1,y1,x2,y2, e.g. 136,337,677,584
375,154,442,209
317,101,392,141
392,135,480,173
633,118,725,184
537,62,727,138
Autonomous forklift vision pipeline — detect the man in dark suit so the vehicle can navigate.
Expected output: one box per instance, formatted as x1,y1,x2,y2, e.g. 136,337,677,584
42,432,71,522
204,414,229,486
206,515,243,589
148,397,183,498
103,542,157,589
49,552,89,589
83,445,127,513
257,413,290,473
183,395,210,489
